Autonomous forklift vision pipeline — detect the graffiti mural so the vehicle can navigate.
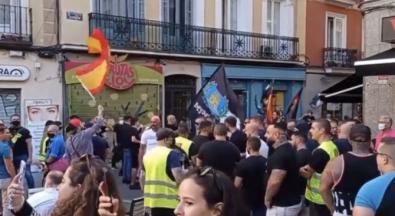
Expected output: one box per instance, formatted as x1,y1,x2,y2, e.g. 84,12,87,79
0,89,21,125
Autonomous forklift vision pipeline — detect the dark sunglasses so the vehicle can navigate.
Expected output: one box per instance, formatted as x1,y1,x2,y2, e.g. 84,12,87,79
199,167,223,197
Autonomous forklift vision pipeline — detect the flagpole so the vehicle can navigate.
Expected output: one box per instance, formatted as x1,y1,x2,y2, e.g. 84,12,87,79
76,76,96,103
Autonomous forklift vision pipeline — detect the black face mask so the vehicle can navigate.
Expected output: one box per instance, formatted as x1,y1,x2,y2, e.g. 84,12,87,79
47,133,55,138
11,120,20,127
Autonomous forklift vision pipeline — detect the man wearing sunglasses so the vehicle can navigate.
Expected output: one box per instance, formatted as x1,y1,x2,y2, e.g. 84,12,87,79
353,137,395,216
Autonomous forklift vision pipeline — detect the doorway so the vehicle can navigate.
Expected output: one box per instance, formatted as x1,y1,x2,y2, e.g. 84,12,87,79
165,75,196,121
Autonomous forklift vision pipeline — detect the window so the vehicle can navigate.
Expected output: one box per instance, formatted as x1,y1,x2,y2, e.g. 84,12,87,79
326,12,346,48
162,0,193,25
93,0,144,18
267,0,280,35
229,0,237,30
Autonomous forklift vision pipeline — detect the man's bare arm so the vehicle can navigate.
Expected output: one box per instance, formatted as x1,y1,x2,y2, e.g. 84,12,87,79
353,206,375,216
265,169,286,208
320,159,336,214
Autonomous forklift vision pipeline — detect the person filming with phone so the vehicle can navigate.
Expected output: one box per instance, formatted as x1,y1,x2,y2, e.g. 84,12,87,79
7,155,124,216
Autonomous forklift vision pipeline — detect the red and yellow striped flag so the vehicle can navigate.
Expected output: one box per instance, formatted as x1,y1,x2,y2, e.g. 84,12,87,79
74,28,110,97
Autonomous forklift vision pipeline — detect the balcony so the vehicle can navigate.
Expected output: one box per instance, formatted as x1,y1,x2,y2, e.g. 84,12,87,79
89,13,299,61
0,4,32,46
323,48,358,68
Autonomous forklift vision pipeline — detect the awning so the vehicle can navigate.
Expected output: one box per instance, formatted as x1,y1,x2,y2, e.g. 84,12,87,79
319,74,363,103
355,48,395,76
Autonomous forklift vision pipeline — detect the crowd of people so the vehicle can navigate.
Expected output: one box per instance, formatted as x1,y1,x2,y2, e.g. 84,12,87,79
99,111,395,216
0,107,395,216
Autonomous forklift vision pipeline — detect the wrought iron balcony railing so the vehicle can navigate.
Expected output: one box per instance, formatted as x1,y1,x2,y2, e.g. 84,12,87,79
323,48,358,68
0,4,32,45
89,13,299,61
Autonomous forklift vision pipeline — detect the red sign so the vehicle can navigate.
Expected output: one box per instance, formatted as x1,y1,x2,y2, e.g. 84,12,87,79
105,62,135,90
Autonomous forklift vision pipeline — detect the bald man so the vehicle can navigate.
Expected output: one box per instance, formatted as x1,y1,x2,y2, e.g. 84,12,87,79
375,115,395,150
45,125,65,166
244,121,269,158
138,116,161,171
334,121,356,154
353,137,395,216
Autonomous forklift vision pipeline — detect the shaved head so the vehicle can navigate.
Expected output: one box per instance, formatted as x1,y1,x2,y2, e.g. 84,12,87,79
338,121,355,139
150,115,161,129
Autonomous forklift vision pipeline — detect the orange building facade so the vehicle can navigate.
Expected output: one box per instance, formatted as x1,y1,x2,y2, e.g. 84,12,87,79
303,0,363,119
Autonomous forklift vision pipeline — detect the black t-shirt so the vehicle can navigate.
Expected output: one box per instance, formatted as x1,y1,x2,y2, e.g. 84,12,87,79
235,155,267,208
113,124,139,149
306,139,319,152
296,148,311,195
198,140,241,178
309,149,330,173
165,124,178,131
230,130,247,152
335,138,352,154
11,127,32,156
190,135,211,157
93,135,109,161
266,143,301,206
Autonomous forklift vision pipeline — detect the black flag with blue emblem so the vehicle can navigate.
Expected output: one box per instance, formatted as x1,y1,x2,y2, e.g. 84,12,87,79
187,65,243,129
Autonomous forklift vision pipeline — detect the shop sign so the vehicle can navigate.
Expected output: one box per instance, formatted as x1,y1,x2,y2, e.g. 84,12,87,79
105,62,136,90
0,64,30,81
378,75,389,85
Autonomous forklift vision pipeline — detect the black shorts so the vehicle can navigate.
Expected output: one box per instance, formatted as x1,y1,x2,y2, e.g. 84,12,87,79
131,148,139,168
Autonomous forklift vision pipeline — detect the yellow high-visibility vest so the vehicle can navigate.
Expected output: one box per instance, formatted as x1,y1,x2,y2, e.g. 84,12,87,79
175,136,192,157
38,136,49,161
305,140,338,204
143,146,178,209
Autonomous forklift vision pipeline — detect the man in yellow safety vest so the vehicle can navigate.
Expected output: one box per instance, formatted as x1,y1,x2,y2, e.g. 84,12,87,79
141,128,183,216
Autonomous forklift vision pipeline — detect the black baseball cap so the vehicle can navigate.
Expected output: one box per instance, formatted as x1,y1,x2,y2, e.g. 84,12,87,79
349,124,371,142
156,128,176,141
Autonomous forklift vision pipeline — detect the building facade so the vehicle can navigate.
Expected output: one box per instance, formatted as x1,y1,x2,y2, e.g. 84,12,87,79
0,0,62,159
59,0,305,121
360,0,395,134
303,0,362,119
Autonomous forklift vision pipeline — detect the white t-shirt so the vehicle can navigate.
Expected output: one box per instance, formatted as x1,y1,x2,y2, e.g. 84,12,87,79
27,187,58,216
141,128,158,153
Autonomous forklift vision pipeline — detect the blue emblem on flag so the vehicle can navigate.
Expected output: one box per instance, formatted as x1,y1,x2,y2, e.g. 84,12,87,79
202,81,229,117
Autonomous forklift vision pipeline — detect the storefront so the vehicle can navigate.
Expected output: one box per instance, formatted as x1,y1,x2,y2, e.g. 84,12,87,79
201,63,305,119
0,52,62,160
64,55,164,124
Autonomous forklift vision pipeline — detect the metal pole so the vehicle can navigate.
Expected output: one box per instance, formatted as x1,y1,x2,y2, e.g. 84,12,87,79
222,0,225,53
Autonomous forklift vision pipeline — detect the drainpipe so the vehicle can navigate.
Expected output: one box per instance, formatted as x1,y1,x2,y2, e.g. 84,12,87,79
56,0,60,46
222,0,225,52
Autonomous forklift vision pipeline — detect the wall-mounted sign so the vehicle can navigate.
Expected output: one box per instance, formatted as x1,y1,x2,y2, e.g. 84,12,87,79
66,11,83,21
0,64,30,81
105,62,136,90
382,16,395,43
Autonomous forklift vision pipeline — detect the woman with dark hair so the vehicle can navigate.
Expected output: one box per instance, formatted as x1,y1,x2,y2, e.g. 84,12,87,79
99,167,247,216
7,156,124,216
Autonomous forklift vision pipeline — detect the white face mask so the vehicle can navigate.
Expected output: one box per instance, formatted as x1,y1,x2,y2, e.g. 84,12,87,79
378,123,386,131
119,120,124,125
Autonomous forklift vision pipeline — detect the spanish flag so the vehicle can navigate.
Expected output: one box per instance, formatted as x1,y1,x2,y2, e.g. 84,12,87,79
74,28,110,97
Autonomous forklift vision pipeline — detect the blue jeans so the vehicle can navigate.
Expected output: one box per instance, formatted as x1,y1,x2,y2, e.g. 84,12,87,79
122,149,132,181
13,155,34,188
